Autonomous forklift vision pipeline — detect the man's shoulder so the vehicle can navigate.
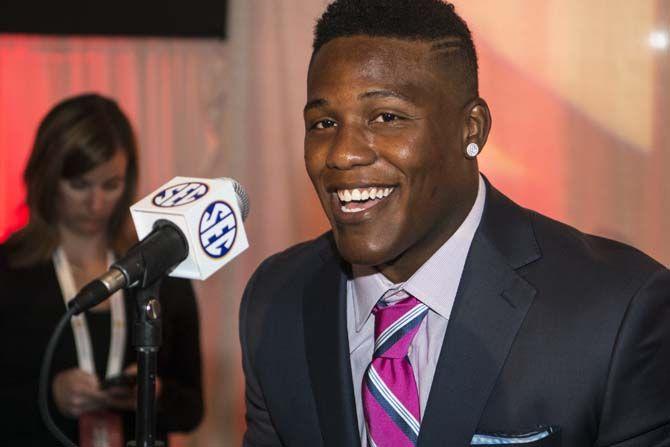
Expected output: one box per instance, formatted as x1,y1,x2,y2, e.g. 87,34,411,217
243,232,337,300
526,209,666,289
483,182,666,285
264,231,334,268
240,233,339,347
260,231,334,275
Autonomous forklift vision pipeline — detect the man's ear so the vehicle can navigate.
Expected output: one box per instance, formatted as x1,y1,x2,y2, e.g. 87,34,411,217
461,97,492,155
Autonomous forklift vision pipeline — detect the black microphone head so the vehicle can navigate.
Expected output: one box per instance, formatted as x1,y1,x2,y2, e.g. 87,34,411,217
222,177,250,221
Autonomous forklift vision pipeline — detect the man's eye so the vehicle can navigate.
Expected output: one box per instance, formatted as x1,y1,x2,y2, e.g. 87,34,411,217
312,119,337,129
372,113,401,123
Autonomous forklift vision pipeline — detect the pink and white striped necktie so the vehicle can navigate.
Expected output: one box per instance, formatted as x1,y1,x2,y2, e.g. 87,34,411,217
362,295,429,447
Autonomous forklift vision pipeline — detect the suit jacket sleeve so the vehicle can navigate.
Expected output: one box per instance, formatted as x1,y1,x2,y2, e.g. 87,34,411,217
596,267,670,446
240,260,284,447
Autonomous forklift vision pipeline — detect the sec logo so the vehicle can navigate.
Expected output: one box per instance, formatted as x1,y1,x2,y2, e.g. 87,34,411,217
199,201,237,258
153,182,208,207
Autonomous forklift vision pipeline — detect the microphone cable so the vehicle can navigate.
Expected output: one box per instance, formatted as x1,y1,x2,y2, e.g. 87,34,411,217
38,305,79,447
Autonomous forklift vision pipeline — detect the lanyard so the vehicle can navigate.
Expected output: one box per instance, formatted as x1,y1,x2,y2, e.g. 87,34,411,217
53,247,127,379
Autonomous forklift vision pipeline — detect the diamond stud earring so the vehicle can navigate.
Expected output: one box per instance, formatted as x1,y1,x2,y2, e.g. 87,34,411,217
465,142,480,159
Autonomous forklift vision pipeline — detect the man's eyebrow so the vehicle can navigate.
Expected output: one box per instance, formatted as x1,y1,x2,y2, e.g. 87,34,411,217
304,90,412,113
358,89,413,102
304,98,328,114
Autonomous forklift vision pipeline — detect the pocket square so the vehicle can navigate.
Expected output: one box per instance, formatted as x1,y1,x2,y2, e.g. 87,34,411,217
471,426,560,445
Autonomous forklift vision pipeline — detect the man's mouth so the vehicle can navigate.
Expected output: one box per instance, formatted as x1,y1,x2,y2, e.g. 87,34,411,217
336,186,395,213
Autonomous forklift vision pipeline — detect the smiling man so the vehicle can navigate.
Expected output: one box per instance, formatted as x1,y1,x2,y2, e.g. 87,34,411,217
239,1,670,446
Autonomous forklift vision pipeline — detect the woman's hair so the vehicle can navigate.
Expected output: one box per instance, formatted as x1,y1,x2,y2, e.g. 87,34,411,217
5,93,139,267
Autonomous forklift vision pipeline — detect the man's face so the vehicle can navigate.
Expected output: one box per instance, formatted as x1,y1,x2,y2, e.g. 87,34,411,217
304,36,479,282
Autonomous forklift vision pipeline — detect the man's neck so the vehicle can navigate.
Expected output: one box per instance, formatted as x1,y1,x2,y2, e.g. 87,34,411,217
377,174,482,284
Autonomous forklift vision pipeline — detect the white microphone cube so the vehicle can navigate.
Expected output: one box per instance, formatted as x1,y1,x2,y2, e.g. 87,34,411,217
130,176,249,280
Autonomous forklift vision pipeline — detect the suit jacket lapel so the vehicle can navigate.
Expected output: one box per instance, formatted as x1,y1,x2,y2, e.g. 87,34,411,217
303,246,360,447
419,181,541,447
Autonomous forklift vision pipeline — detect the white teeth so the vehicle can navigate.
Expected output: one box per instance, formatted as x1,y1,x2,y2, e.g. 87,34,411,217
336,186,395,203
341,206,365,213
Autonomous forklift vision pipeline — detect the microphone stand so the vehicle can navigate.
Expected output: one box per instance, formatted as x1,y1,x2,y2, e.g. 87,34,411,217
120,220,187,446
53,220,189,446
128,278,164,447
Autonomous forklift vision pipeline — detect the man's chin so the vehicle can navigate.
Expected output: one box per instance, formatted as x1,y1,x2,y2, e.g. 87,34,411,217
333,236,396,268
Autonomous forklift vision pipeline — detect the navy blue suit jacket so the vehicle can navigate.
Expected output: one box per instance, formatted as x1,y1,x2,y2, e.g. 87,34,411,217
240,182,670,446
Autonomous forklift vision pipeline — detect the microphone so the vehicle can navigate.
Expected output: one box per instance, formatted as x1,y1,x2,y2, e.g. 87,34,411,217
69,177,250,315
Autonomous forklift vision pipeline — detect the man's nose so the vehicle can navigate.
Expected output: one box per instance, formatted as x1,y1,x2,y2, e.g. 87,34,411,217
325,124,377,170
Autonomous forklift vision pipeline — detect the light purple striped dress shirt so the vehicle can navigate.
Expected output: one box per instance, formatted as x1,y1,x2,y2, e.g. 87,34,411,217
347,175,486,446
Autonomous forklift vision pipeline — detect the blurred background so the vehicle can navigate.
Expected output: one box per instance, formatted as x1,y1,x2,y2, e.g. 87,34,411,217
0,0,668,445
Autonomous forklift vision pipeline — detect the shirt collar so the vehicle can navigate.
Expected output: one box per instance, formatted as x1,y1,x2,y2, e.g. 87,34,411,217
351,175,486,331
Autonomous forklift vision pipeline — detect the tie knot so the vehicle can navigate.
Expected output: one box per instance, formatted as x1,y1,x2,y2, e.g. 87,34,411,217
372,296,428,359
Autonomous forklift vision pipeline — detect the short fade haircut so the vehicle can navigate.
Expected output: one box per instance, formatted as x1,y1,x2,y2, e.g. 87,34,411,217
313,0,479,98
